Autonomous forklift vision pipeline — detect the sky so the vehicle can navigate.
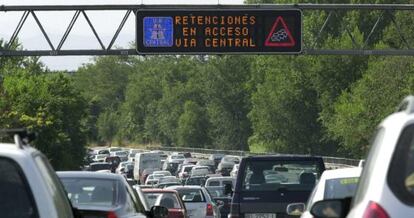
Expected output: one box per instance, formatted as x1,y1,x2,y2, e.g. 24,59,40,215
0,0,244,71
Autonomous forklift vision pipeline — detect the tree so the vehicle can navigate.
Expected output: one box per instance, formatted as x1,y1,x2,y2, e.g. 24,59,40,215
177,101,209,147
0,70,88,170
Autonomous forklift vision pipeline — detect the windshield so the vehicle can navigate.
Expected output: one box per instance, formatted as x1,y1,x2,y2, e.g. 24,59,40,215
176,189,205,202
144,192,182,209
241,160,322,191
115,151,128,156
324,177,359,199
60,178,117,207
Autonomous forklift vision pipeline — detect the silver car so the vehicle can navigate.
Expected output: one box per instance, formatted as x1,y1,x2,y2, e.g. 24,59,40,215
166,185,220,218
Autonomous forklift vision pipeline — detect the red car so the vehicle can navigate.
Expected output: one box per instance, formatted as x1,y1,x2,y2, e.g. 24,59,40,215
142,189,187,218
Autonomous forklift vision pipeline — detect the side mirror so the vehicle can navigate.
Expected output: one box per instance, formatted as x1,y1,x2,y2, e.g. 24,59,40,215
150,205,169,218
310,198,351,218
216,200,224,206
224,183,233,196
286,203,305,216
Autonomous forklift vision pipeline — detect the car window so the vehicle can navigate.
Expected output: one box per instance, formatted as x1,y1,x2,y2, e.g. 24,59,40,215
144,192,182,209
209,181,220,186
34,155,73,218
60,178,117,207
176,189,205,202
324,177,359,199
388,124,414,204
223,180,233,187
241,160,322,191
0,157,39,218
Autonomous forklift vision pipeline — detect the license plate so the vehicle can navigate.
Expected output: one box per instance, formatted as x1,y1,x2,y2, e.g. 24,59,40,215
245,213,276,218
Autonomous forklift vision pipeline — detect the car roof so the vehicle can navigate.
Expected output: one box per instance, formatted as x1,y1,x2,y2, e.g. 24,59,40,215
321,167,362,180
57,171,124,180
167,185,202,190
206,176,233,181
243,155,324,161
142,188,178,193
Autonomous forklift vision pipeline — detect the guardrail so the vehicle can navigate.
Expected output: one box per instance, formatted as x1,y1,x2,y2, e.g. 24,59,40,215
146,146,360,167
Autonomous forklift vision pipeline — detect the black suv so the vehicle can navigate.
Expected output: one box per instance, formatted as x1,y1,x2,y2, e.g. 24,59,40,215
229,155,325,218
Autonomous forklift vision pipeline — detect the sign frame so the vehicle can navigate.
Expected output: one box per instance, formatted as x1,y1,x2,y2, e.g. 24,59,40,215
136,8,303,55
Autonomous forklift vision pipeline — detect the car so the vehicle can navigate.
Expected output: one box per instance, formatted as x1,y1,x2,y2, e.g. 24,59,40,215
116,161,134,173
228,155,325,218
158,176,180,185
205,186,232,218
146,179,160,186
0,129,79,218
166,185,220,218
168,154,186,164
142,189,188,218
183,158,198,165
230,164,239,177
209,154,225,168
191,166,210,177
58,171,168,218
205,177,235,188
122,163,135,179
310,96,414,218
134,152,163,184
91,147,110,155
216,156,240,176
108,147,123,152
105,156,122,172
197,160,216,173
92,154,109,162
111,150,129,162
146,173,166,184
286,167,362,217
185,176,208,186
163,161,181,175
89,162,112,172
153,170,172,177
179,164,196,180
129,149,145,162
157,182,183,189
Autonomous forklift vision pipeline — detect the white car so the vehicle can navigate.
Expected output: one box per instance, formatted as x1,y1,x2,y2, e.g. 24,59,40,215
145,173,165,184
168,154,186,164
110,150,129,161
92,154,108,162
309,96,414,218
230,164,239,177
287,167,362,217
0,130,76,217
191,166,210,177
153,170,172,177
166,185,220,218
115,161,133,174
205,176,235,188
179,164,196,180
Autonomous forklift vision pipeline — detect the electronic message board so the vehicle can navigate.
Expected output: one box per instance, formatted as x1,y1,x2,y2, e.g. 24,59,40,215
136,9,302,54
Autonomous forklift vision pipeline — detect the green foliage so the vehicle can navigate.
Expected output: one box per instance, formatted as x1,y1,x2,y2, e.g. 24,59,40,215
177,101,209,147
0,70,87,170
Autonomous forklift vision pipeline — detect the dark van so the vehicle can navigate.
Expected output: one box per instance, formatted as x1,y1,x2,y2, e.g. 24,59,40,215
228,155,325,218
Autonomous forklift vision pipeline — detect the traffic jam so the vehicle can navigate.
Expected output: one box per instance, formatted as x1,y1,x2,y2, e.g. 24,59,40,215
3,95,414,218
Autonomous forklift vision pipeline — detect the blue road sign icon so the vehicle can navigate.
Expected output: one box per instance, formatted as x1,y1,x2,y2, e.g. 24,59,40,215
143,17,174,47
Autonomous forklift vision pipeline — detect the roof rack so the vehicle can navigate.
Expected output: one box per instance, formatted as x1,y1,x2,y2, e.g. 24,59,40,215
396,96,414,114
0,128,36,149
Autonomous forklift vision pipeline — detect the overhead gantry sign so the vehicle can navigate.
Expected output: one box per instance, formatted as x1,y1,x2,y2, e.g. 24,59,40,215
136,9,302,54
0,4,414,56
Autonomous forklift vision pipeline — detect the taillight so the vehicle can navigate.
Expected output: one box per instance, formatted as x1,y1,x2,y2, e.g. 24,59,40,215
107,211,118,218
363,201,389,218
206,203,214,216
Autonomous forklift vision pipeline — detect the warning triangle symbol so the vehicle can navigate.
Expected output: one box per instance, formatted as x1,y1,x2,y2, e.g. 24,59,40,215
265,16,296,47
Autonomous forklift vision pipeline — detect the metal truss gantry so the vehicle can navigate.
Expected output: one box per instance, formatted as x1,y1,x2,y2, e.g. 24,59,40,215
1,4,414,56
